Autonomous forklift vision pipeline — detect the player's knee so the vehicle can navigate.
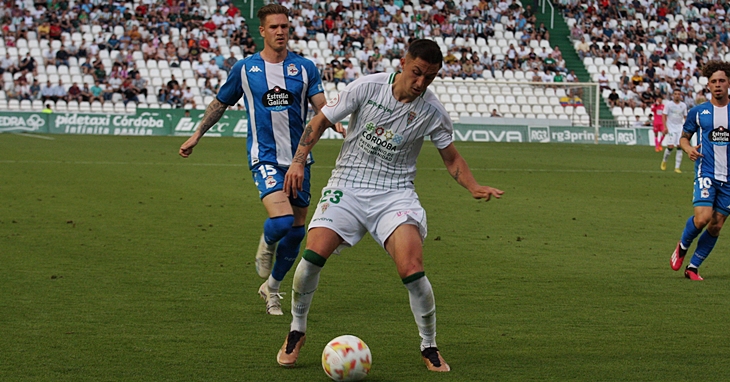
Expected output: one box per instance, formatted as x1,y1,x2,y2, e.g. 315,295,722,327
264,215,295,243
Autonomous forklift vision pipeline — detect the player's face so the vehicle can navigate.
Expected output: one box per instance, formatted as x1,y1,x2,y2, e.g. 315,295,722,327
708,70,729,103
673,90,682,102
399,56,440,99
260,13,289,53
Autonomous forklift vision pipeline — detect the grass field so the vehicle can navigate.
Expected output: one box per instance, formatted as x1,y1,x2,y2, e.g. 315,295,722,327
2,133,730,381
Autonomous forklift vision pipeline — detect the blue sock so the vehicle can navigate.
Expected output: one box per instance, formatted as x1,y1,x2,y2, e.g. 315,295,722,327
271,225,306,281
263,215,294,244
680,216,703,249
689,230,719,268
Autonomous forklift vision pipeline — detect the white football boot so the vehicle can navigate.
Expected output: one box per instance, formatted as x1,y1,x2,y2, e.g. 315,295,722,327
255,233,276,279
258,281,284,315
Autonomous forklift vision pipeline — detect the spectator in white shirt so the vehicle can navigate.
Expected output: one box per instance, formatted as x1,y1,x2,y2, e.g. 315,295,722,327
181,86,196,108
52,80,67,100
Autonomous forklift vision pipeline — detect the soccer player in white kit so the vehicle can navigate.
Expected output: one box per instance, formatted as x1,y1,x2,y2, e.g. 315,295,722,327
661,89,688,173
275,39,504,372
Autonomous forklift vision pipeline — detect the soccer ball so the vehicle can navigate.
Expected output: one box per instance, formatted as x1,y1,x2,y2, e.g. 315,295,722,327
321,335,372,381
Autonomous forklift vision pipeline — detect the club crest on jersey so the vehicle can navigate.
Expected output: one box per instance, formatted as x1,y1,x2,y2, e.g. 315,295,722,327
321,202,329,213
710,126,730,146
407,111,416,124
287,63,299,76
263,86,294,111
327,94,340,108
701,189,710,198
265,176,277,189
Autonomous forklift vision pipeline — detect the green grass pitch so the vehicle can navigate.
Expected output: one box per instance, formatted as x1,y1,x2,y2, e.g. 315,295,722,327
2,134,730,381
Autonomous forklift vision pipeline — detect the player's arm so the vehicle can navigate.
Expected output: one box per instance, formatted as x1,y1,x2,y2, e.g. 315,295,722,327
284,112,334,198
179,98,228,157
310,92,346,136
679,131,702,161
437,143,504,201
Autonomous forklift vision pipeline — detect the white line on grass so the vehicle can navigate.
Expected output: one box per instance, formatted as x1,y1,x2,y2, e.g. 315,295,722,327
11,133,55,140
0,159,662,173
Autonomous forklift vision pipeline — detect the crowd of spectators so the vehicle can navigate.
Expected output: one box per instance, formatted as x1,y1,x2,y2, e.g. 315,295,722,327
561,0,730,115
283,0,573,85
0,0,251,107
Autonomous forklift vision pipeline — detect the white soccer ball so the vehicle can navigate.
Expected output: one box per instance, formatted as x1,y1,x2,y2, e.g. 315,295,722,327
321,335,372,381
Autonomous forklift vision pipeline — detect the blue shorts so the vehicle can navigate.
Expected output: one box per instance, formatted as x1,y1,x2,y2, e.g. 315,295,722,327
251,163,311,208
693,176,730,216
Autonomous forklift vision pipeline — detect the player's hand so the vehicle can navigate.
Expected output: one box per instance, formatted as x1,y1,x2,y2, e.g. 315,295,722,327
284,162,306,199
333,122,346,138
179,136,199,158
470,186,504,201
687,144,703,161
662,128,668,135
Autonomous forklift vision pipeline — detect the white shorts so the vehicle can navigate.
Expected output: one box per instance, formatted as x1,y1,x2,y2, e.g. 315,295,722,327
309,187,428,251
664,123,683,147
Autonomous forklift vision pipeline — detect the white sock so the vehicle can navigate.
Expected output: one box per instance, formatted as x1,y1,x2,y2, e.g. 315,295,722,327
404,274,437,351
662,148,672,162
290,259,322,333
267,275,281,294
675,149,683,169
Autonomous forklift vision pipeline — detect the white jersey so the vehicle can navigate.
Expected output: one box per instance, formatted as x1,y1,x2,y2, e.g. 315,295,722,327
664,101,688,129
321,72,453,189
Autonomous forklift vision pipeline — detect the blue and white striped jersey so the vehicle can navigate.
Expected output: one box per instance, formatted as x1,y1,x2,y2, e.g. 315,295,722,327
684,102,730,181
217,52,323,169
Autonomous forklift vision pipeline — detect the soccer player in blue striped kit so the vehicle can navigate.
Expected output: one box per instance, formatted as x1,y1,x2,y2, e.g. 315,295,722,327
180,4,341,313
671,61,730,280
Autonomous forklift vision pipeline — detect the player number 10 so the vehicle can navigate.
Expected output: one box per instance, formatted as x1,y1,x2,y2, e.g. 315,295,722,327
698,177,712,189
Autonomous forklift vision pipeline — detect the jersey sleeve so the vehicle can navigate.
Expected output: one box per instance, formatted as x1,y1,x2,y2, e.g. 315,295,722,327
426,92,454,149
430,112,454,149
216,60,244,106
320,77,367,124
303,60,324,99
683,106,699,134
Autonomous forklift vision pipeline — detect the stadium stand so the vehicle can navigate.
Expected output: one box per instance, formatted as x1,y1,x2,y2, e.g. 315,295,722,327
561,0,729,126
0,0,249,113
0,0,582,122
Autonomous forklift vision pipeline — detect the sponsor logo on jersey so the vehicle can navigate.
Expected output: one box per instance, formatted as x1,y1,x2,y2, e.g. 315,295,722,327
358,121,402,162
287,63,299,76
262,86,294,111
248,65,262,73
701,109,711,115
710,126,730,145
366,100,393,113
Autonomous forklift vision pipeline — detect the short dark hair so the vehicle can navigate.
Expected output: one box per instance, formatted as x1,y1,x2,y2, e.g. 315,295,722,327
701,60,730,79
406,39,443,67
257,4,289,24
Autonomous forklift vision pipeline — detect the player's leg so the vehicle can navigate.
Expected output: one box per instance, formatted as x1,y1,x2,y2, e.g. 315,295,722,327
654,127,662,151
384,224,450,372
673,204,713,271
277,227,343,367
256,191,295,314
279,187,365,367
674,147,683,173
661,146,672,170
686,188,730,280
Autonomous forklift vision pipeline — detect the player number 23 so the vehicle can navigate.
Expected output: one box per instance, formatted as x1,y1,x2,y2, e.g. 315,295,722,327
320,189,343,204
